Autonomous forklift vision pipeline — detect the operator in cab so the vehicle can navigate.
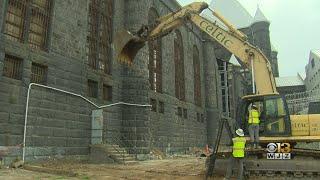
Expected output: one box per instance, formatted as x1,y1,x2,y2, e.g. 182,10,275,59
225,129,246,180
248,104,260,148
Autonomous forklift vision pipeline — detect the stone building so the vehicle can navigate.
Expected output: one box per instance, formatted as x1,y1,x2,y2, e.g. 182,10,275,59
275,74,306,96
305,50,320,91
0,0,224,163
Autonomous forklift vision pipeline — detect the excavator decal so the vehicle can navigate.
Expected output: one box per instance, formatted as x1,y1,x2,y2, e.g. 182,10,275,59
199,20,234,48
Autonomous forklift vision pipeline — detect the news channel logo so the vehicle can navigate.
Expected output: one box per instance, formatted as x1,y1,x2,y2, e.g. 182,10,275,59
266,143,292,160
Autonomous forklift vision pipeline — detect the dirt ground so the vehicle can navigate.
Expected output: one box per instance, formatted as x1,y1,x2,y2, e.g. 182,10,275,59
0,157,229,180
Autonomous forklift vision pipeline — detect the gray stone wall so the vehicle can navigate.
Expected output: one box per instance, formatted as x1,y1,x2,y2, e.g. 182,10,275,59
0,0,122,164
0,0,223,163
271,50,279,77
305,52,320,91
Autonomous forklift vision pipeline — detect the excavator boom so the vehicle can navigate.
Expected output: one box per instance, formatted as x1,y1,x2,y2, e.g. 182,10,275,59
113,2,277,95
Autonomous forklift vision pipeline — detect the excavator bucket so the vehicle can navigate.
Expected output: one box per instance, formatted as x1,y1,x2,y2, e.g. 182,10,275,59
113,30,146,65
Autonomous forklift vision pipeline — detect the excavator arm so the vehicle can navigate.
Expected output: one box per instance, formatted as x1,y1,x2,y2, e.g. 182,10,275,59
114,2,278,95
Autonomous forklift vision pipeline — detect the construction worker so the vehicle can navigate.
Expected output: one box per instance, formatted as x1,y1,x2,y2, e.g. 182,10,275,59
225,128,246,180
248,104,260,148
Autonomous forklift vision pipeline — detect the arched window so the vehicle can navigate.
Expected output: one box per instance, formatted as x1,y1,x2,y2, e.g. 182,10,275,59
174,30,185,101
148,8,162,92
87,0,113,74
193,45,201,106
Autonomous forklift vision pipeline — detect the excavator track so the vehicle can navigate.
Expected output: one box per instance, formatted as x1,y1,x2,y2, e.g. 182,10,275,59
245,159,320,179
213,147,320,179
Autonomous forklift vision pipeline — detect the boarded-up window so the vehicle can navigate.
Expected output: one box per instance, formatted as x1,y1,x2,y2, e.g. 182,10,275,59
4,0,28,42
193,46,201,106
88,80,98,98
148,8,162,93
31,62,47,84
174,30,185,101
103,84,112,101
3,54,23,80
28,0,52,49
4,0,52,49
87,0,113,74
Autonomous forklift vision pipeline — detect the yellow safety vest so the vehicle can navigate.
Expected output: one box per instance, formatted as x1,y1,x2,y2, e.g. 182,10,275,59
248,109,260,124
232,137,246,158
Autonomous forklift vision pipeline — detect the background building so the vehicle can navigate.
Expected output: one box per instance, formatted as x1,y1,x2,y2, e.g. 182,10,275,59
305,50,320,92
275,74,306,96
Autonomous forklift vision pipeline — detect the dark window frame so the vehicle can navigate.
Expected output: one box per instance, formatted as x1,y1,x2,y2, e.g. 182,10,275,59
103,84,112,101
158,101,164,114
3,54,23,80
30,62,47,84
177,107,182,117
193,45,201,107
183,108,188,119
174,30,185,101
148,8,162,93
311,58,315,68
3,0,53,50
150,98,157,112
87,79,98,98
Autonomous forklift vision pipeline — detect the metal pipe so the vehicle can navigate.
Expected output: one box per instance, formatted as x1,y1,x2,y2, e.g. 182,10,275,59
99,102,151,108
22,83,151,162
251,56,256,94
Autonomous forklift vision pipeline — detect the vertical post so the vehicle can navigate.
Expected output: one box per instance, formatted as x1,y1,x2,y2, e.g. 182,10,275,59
91,109,104,144
251,56,255,94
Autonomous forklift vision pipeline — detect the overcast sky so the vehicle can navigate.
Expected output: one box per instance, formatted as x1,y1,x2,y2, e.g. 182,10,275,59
176,0,320,77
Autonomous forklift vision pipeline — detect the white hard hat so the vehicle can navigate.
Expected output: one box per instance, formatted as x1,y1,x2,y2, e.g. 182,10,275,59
251,104,257,109
236,129,244,137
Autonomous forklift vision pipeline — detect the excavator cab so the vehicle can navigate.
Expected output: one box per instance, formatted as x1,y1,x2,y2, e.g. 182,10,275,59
237,94,291,137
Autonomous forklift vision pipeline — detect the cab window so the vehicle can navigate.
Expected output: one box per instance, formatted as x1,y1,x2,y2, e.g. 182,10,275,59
265,98,286,133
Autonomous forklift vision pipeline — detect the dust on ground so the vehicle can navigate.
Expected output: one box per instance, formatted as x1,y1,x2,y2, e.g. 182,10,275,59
0,156,228,180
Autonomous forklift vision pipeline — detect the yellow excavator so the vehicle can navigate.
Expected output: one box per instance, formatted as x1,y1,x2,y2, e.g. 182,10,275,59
114,2,320,144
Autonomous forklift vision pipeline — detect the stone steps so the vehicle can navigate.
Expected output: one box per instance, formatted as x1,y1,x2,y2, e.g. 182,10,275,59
89,144,136,164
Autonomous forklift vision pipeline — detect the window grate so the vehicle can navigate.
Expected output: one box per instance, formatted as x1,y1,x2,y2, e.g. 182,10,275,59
28,0,52,50
3,54,23,80
4,0,28,42
31,62,47,84
174,30,185,101
87,0,113,74
88,79,98,98
4,0,52,50
148,8,162,93
193,46,201,107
